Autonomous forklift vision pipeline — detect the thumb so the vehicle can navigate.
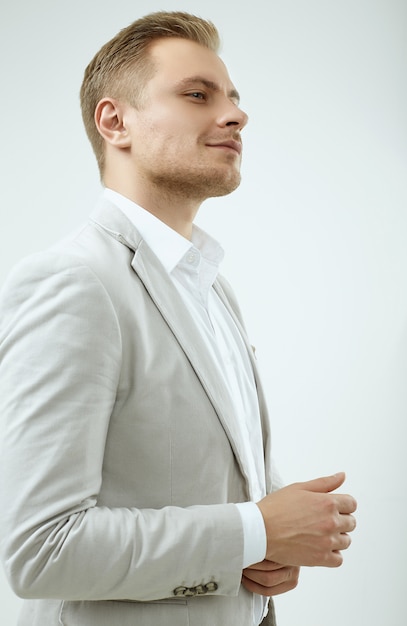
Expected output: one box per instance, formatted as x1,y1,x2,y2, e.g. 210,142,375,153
299,472,346,494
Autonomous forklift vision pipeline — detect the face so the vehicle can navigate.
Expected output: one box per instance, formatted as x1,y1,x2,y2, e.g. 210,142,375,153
122,37,248,201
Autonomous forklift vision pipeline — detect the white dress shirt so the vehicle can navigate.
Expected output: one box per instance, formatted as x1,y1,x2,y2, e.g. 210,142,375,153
104,189,268,624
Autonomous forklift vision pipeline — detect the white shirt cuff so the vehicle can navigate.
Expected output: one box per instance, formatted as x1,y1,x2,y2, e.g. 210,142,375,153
235,501,267,568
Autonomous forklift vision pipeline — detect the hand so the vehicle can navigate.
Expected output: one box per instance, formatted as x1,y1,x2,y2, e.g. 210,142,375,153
257,472,357,568
242,560,300,596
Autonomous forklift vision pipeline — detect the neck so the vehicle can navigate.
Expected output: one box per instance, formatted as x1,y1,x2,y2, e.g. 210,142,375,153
104,175,202,241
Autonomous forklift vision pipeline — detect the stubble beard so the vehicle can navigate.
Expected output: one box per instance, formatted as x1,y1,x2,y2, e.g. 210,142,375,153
149,161,242,202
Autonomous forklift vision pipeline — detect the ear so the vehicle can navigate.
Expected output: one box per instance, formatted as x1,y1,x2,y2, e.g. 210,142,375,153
94,98,131,148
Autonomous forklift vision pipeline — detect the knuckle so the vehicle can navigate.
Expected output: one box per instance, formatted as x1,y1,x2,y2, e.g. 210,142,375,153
324,497,337,513
321,516,340,534
325,535,338,551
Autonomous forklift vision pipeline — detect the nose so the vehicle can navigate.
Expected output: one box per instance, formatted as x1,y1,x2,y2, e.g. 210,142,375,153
218,101,249,130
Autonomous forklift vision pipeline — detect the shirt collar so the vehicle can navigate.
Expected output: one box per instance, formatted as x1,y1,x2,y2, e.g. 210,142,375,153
103,188,224,275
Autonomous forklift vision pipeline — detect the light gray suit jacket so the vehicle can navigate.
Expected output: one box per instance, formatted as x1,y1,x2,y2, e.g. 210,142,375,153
0,200,280,625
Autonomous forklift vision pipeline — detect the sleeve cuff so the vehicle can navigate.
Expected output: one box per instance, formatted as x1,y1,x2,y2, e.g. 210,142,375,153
235,501,267,568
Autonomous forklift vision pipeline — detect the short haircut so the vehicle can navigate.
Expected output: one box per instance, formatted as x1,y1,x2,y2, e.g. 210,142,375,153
80,11,220,176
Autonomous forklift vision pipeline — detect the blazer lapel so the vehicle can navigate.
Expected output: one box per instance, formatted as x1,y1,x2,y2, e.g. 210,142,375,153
90,201,255,497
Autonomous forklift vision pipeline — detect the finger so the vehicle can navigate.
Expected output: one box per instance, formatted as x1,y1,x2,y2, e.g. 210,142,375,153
242,566,300,596
242,565,297,586
321,550,344,568
336,513,357,536
245,560,285,572
335,532,352,551
298,472,346,494
242,576,297,597
335,494,358,514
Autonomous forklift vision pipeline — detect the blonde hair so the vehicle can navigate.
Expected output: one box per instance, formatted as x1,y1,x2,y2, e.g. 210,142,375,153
80,11,220,175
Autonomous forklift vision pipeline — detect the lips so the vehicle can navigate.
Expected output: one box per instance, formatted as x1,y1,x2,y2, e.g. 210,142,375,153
206,139,242,155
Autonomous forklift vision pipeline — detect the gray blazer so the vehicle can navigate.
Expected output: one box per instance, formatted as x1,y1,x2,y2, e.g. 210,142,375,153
0,200,280,625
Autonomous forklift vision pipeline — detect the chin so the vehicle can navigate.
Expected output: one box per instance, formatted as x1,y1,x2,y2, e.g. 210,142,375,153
208,174,241,198
152,168,241,200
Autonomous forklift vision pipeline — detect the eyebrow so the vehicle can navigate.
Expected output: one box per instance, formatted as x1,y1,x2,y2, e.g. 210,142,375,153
175,76,241,105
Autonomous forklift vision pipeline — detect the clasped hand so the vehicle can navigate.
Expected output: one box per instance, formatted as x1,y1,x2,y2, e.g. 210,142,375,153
242,560,300,596
243,472,357,596
257,472,357,569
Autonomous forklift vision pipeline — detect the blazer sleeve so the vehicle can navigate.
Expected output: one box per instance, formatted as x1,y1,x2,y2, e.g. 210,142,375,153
0,251,244,602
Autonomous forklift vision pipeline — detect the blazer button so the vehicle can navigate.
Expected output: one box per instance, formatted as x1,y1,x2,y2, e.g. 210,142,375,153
184,588,196,597
174,582,218,597
173,586,187,597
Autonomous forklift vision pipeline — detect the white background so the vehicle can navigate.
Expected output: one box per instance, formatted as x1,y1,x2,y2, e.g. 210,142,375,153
0,1,406,624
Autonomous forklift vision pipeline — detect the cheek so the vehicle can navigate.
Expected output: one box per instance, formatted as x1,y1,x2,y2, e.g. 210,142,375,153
142,105,183,129
136,111,207,157
144,105,209,139
141,119,188,148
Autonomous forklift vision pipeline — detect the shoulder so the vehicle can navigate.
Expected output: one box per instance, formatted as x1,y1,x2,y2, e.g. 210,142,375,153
0,222,125,334
1,219,130,297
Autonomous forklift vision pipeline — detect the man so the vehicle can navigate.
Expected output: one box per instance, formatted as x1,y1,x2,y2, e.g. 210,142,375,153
0,11,357,626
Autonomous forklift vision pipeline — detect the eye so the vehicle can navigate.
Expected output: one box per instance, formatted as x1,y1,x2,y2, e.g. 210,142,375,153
187,92,206,101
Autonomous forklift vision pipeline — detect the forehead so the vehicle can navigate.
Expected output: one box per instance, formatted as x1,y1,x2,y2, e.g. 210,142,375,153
147,37,236,92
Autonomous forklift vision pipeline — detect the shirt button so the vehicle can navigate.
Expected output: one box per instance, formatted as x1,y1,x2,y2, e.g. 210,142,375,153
186,252,196,264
